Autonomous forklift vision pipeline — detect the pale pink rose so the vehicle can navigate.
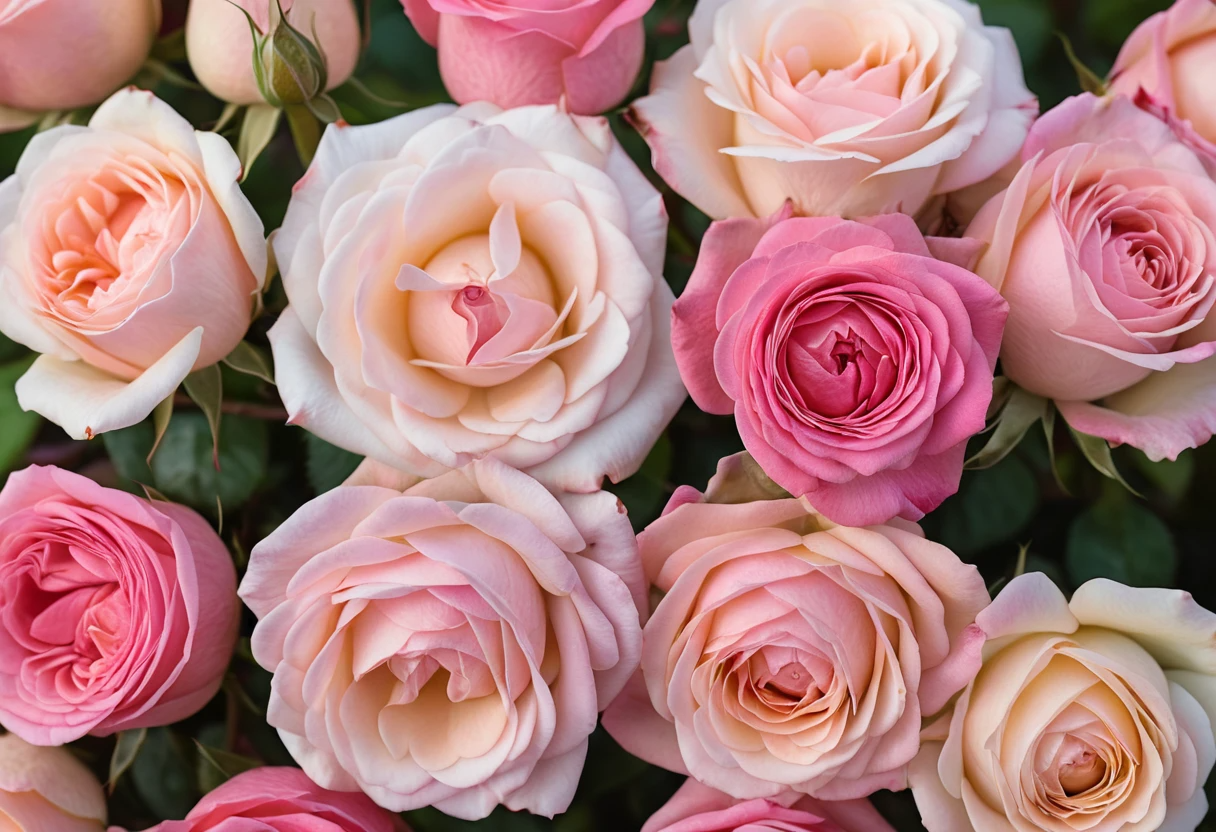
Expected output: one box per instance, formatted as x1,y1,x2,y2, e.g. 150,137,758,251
238,457,645,819
186,0,361,106
672,210,1006,525
602,455,990,801
631,0,1037,221
0,733,106,832
131,767,408,832
0,0,161,132
269,102,684,493
910,572,1216,832
643,779,894,832
401,0,654,115
0,89,267,440
0,466,239,745
966,92,1216,461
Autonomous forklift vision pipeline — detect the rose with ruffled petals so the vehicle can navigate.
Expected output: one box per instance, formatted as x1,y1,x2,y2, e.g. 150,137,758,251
910,572,1216,832
603,454,990,801
966,92,1216,461
238,457,644,819
0,734,106,832
643,779,894,832
631,0,1037,221
269,102,683,492
0,89,267,440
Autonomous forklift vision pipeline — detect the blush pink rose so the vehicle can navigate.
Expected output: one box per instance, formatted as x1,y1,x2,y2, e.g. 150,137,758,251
401,0,654,114
643,779,894,832
0,89,267,440
0,733,106,832
0,0,161,132
602,455,990,801
0,466,239,745
966,93,1216,461
130,767,408,832
672,210,1006,526
238,457,645,819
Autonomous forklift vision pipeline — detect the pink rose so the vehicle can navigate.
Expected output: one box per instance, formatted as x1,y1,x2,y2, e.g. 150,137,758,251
0,89,267,440
238,457,645,819
602,456,990,801
0,0,161,132
401,0,654,115
0,466,239,745
644,780,894,832
269,102,684,493
672,210,1006,525
630,0,1037,220
0,733,106,832
910,572,1216,832
966,93,1216,461
132,767,408,832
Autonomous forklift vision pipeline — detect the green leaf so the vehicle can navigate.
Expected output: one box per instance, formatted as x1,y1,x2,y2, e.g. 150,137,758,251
151,412,269,512
147,394,174,465
0,333,24,362
131,728,198,821
222,341,276,385
285,103,323,166
194,740,262,793
237,104,282,183
304,431,363,494
936,455,1040,557
1057,32,1108,95
1066,492,1177,587
183,364,223,469
1083,0,1173,52
215,102,242,134
967,385,1048,470
1133,450,1194,503
103,421,155,488
108,728,147,791
1069,426,1140,495
0,357,39,474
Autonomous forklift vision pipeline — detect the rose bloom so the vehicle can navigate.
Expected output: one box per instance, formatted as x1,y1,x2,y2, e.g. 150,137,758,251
269,102,683,492
0,0,161,132
0,89,267,441
238,457,645,819
186,0,361,106
631,0,1037,221
400,0,653,115
602,454,990,800
910,572,1216,832
0,733,106,832
134,767,408,832
643,779,895,832
672,210,1006,526
0,466,239,745
966,93,1216,461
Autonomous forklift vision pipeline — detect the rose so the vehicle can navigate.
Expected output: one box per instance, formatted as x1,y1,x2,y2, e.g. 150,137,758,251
909,571,1216,832
966,92,1216,461
269,102,684,492
672,210,1006,525
238,457,645,819
0,89,267,441
0,0,161,132
186,0,361,106
400,0,654,115
643,779,895,832
0,465,239,745
0,734,106,831
602,454,990,800
630,0,1037,221
132,767,408,832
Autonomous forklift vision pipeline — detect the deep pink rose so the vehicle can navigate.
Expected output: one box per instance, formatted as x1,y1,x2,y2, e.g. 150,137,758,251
672,210,1006,525
643,780,894,832
400,0,654,114
0,466,239,745
130,767,408,832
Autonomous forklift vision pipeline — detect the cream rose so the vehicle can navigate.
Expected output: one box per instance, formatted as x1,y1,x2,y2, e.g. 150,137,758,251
630,0,1037,221
269,102,684,492
910,572,1216,832
0,734,106,832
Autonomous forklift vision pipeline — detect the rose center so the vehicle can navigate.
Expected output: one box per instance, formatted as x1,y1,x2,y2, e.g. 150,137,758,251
1055,737,1106,796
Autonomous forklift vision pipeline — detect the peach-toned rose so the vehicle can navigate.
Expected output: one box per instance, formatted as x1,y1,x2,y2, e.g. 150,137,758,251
644,779,894,832
238,457,645,819
910,572,1216,832
631,0,1037,221
0,734,106,832
186,0,361,106
0,0,161,132
966,92,1216,461
0,89,267,440
602,454,990,801
269,102,684,492
401,0,654,115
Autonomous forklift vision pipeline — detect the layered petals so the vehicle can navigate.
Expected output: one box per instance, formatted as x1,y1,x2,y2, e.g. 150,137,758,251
0,734,106,832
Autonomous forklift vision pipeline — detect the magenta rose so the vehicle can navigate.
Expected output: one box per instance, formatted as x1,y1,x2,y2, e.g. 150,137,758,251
0,466,238,745
400,0,654,114
672,211,1007,525
644,780,894,832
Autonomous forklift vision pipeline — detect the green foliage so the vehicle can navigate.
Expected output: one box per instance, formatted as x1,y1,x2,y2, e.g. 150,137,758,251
304,431,364,494
935,454,1040,557
0,356,39,474
1066,489,1178,587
